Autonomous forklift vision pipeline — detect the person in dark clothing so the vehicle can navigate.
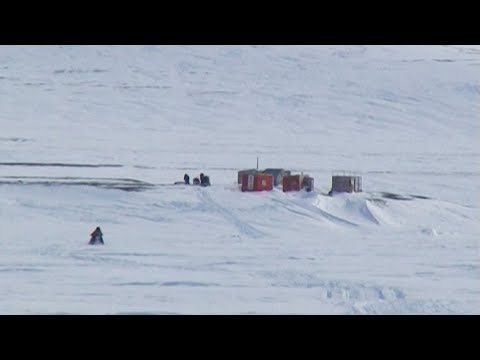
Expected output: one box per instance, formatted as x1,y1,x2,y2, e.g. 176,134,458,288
193,177,200,185
302,176,310,192
184,173,190,185
89,226,104,245
202,176,210,187
200,173,210,187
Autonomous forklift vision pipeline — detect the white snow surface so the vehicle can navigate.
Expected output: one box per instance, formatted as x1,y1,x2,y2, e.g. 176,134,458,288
0,45,479,314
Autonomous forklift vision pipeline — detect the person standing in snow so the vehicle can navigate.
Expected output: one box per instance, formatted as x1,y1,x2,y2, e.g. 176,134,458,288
184,173,190,185
199,173,210,187
89,226,104,245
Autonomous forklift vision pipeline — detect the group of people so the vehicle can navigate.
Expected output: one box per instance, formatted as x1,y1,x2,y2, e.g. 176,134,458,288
183,173,210,187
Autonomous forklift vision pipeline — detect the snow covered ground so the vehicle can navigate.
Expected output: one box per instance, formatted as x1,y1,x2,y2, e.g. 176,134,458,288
0,45,479,314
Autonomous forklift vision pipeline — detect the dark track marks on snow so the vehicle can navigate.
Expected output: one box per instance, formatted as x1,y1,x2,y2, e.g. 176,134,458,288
0,176,154,192
380,192,432,201
0,137,30,143
0,162,122,168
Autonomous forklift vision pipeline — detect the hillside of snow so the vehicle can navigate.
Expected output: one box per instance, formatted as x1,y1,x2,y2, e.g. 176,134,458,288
0,45,479,314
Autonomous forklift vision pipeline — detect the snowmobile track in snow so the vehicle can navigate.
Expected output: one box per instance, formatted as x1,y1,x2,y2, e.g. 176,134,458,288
196,187,265,239
0,176,154,192
0,162,122,168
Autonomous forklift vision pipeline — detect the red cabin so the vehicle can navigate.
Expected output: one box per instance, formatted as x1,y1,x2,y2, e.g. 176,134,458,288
283,174,314,192
241,173,273,192
282,175,301,192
